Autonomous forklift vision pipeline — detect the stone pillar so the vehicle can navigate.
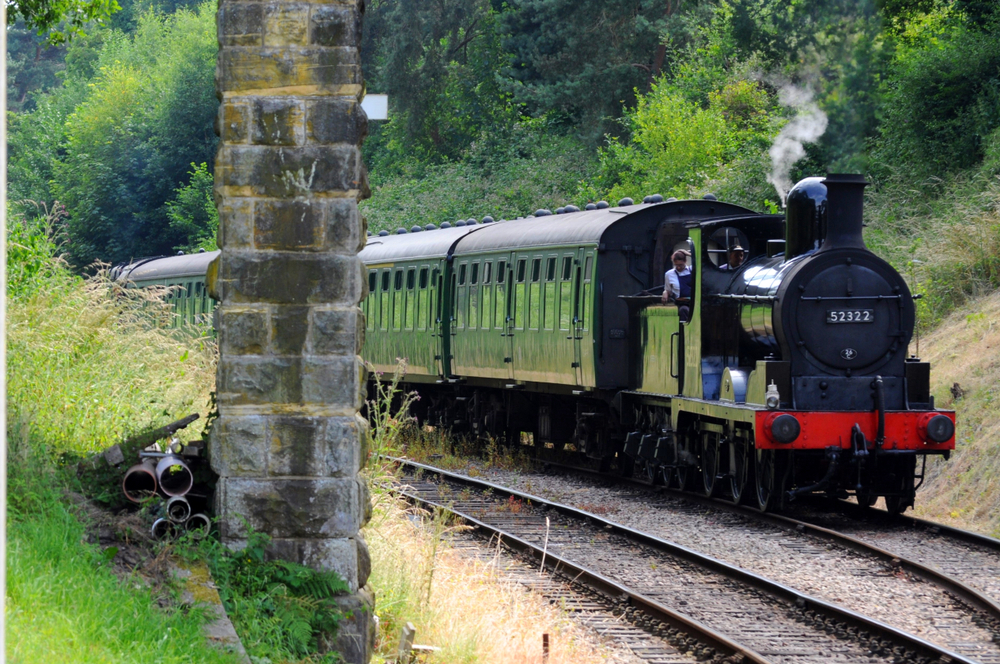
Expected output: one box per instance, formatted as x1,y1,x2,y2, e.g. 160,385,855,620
211,0,372,661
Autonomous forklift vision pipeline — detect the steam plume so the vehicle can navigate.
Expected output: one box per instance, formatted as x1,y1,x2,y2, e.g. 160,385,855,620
767,86,828,205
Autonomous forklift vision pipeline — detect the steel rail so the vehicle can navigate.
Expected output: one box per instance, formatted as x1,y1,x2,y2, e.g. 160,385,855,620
392,486,771,664
388,456,979,664
539,457,1000,623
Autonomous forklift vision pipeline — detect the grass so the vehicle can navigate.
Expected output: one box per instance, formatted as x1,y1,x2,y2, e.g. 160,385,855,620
363,495,622,664
865,138,1000,327
5,227,232,663
7,430,239,664
911,290,1000,537
363,369,617,663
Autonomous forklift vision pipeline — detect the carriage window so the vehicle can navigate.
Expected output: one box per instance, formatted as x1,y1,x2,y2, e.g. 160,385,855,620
470,262,479,285
369,271,377,292
546,257,556,281
531,258,541,282
419,267,429,289
516,259,526,282
497,261,507,283
394,270,403,290
196,282,203,295
459,263,467,285
482,262,492,284
381,271,390,291
584,256,593,280
562,256,572,280
406,268,416,289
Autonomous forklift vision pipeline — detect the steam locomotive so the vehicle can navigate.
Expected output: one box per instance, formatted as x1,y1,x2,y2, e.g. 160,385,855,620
114,174,955,513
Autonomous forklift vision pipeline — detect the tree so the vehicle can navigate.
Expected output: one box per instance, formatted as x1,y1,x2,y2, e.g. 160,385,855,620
362,0,514,172
50,3,219,265
8,0,121,43
498,0,707,143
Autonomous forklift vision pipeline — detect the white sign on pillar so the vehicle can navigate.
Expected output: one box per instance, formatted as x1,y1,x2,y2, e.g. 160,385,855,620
361,94,389,121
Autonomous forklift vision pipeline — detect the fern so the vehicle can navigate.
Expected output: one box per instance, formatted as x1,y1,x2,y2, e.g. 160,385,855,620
204,527,350,661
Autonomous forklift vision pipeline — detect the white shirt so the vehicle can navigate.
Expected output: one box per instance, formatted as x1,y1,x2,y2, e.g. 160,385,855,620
664,267,691,299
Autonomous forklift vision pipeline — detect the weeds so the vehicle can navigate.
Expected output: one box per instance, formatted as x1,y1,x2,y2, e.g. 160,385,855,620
199,530,351,663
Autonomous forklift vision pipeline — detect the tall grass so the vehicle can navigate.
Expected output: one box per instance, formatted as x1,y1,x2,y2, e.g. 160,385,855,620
866,134,1000,327
7,244,215,456
6,217,227,662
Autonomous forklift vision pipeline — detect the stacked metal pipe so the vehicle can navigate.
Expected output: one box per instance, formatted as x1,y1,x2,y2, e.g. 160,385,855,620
121,446,210,540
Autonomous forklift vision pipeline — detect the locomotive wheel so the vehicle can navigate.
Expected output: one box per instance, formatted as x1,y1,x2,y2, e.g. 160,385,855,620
641,459,660,484
729,437,750,505
700,433,719,498
673,465,691,491
755,449,786,512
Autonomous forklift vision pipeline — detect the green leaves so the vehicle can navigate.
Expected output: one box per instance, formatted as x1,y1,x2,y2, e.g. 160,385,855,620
206,530,350,661
9,0,121,44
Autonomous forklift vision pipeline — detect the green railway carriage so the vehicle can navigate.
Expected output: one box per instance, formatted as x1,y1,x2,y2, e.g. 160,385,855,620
358,199,775,449
112,251,219,328
360,200,768,393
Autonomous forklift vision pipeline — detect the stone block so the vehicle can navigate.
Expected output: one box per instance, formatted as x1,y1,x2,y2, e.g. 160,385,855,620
217,477,362,538
219,3,263,46
218,356,302,406
323,198,362,252
220,102,250,144
217,47,360,94
267,536,361,591
308,307,361,355
309,5,360,48
209,415,268,477
218,307,269,354
305,98,366,146
263,4,309,46
251,98,304,146
220,251,361,305
355,533,370,588
216,198,253,249
270,304,310,354
326,585,375,663
218,145,362,197
302,356,360,409
254,200,323,250
265,415,364,477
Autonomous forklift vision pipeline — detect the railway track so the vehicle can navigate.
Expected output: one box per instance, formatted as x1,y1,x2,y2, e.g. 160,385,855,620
493,457,1000,662
388,457,979,664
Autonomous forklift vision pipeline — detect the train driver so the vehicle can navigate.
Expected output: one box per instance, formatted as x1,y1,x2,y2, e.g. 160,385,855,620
661,249,692,322
719,244,745,271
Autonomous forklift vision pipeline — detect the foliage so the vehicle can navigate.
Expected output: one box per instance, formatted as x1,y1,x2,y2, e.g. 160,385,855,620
588,75,781,207
6,242,216,456
204,530,349,662
872,7,1000,181
361,0,515,174
498,0,712,144
6,204,69,300
6,20,69,112
166,162,219,253
8,0,121,43
34,2,218,266
361,121,597,232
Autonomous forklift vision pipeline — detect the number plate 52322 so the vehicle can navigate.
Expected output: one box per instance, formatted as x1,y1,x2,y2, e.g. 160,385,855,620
826,309,874,323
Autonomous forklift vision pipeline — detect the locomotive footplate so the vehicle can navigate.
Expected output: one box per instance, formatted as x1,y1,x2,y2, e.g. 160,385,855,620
657,396,956,453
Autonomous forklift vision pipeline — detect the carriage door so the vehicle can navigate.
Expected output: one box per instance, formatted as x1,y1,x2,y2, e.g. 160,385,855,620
572,247,586,385
504,253,520,380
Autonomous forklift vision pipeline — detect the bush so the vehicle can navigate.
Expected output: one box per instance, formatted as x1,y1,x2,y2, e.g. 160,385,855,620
873,11,1000,181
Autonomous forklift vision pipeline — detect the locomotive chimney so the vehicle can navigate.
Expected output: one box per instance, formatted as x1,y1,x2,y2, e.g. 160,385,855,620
819,173,868,251
784,177,827,259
